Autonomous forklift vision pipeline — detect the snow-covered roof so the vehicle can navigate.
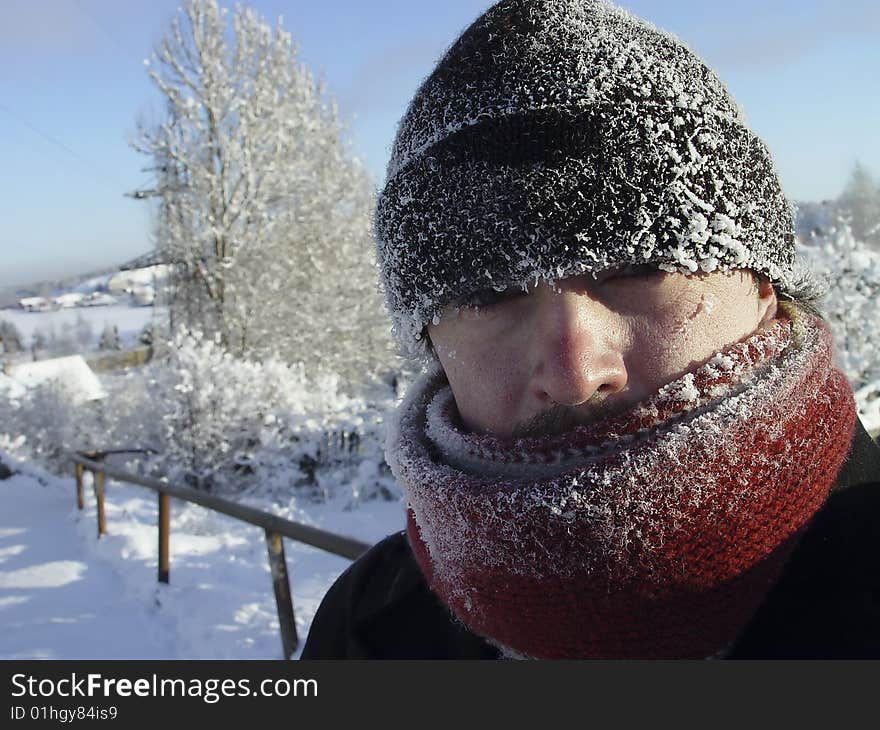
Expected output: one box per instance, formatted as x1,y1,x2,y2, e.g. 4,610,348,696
120,249,169,270
54,293,85,306
83,293,117,307
107,265,168,293
7,356,106,404
0,372,26,400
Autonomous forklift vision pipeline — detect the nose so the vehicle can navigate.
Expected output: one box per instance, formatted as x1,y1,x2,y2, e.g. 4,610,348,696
528,283,628,407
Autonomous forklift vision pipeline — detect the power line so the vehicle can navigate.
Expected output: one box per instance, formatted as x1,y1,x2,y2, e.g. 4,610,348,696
0,1,151,198
70,0,132,58
0,102,129,195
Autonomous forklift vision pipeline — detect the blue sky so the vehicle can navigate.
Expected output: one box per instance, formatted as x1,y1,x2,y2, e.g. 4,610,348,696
0,0,878,288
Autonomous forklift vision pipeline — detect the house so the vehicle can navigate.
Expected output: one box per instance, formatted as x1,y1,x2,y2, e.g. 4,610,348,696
6,355,107,404
131,285,155,306
54,292,85,309
82,292,117,307
107,265,169,296
19,296,53,312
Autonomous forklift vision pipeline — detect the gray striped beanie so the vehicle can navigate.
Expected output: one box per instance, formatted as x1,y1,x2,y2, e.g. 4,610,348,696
375,0,807,357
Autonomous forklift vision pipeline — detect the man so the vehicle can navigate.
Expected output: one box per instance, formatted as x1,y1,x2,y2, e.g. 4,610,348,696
302,0,880,659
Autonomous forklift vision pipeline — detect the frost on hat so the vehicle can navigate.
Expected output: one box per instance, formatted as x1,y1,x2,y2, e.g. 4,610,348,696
375,0,803,357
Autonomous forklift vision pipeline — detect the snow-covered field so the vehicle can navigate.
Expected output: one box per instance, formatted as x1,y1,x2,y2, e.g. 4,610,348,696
0,453,404,659
0,304,163,350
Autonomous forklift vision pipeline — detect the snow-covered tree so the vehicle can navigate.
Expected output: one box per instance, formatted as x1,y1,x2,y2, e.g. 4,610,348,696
52,323,78,357
98,324,122,351
74,314,94,351
796,216,880,432
794,200,836,241
0,320,24,354
133,0,395,385
139,322,155,347
837,162,880,249
30,329,50,359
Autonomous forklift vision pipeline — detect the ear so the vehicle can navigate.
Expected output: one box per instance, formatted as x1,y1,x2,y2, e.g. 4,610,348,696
755,274,778,326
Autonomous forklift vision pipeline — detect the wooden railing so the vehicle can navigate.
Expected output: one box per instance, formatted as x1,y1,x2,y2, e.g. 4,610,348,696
72,450,371,659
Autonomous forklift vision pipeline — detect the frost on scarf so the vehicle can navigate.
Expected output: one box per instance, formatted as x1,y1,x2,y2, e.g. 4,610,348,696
385,310,856,658
373,0,813,358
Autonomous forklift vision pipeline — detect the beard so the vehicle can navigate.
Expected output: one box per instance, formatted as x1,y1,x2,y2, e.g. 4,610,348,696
510,396,629,439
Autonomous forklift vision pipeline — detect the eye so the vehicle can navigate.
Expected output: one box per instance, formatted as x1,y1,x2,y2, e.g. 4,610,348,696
601,264,662,282
456,285,527,310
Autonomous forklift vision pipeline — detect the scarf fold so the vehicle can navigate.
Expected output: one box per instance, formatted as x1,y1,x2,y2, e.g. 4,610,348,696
387,310,857,659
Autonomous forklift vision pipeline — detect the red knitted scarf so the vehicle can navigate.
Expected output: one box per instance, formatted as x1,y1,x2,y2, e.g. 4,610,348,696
388,310,856,659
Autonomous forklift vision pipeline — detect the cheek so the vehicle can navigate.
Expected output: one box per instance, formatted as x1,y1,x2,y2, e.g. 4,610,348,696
629,288,760,389
432,326,530,433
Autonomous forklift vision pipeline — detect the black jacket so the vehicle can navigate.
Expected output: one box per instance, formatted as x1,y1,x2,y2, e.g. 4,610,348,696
301,420,880,659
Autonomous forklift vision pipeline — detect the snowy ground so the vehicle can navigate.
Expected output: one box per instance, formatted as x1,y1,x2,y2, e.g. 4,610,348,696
1,304,163,350
0,454,404,660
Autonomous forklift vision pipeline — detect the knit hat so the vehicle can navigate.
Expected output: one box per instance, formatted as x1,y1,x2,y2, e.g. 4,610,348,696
375,0,816,357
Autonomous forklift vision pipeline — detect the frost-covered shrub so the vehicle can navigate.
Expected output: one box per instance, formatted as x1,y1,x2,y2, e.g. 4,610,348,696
150,330,397,502
93,367,165,456
797,221,880,431
0,333,400,504
0,379,98,473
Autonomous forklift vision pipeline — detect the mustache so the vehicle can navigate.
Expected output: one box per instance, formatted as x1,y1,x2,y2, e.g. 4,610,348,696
511,398,627,439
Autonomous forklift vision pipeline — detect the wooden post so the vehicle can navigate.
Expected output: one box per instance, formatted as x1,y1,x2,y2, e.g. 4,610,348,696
264,530,298,659
158,492,170,583
93,469,107,537
74,462,84,510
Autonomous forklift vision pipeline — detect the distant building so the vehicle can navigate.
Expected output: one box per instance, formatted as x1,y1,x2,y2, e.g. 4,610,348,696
18,296,53,312
131,286,155,306
82,292,117,307
107,265,169,296
119,250,170,271
54,292,85,309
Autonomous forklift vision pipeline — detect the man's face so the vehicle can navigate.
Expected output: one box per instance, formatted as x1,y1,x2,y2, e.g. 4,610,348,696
427,268,778,438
